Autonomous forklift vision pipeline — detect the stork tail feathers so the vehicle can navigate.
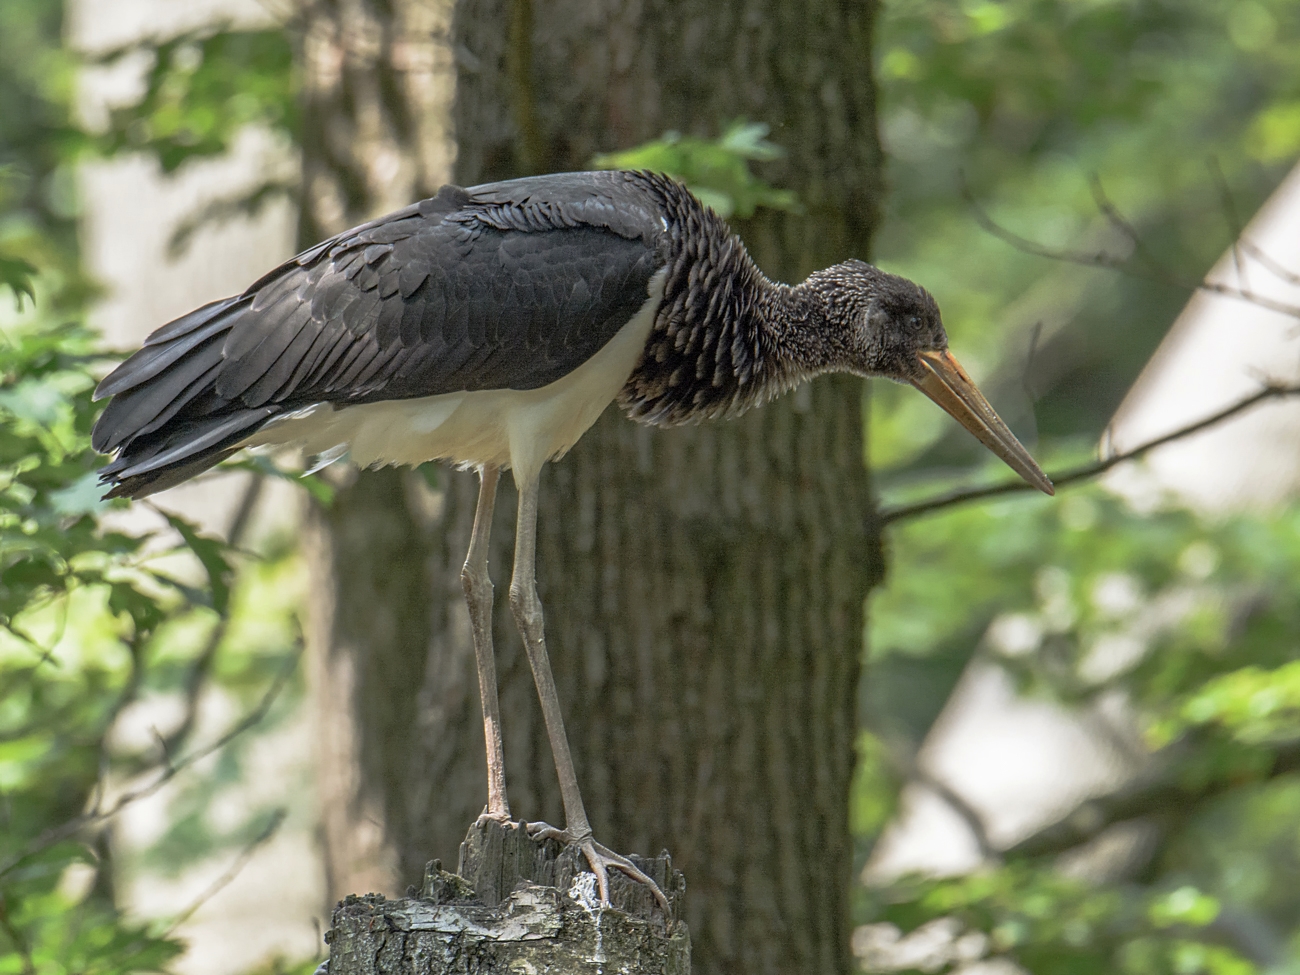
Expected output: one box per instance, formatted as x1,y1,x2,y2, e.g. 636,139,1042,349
92,297,280,499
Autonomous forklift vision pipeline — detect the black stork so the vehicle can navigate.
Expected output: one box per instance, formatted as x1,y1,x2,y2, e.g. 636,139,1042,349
92,169,1053,907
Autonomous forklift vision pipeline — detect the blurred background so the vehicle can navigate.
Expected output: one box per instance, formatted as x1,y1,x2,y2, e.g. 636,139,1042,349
3,1,1300,974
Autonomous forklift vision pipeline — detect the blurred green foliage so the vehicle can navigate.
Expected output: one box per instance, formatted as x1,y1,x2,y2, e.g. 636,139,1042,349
1160,661,1300,748
0,259,310,972
857,6,1300,968
0,299,310,969
94,29,296,175
4,0,1300,973
592,121,800,219
0,252,38,310
0,3,311,972
0,0,91,318
89,26,298,259
862,481,1300,972
867,868,1255,975
871,0,1300,475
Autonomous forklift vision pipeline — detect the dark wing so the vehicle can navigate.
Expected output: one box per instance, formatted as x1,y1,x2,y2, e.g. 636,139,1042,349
92,171,670,498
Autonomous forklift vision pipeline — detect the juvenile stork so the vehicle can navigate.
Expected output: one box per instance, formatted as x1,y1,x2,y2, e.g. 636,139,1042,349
93,170,1052,905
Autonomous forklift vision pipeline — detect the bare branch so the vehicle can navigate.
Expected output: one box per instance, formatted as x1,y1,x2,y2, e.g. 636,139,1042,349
159,475,265,757
914,767,997,861
1021,320,1043,401
874,729,999,860
961,182,1300,320
1003,737,1300,861
167,178,299,258
1207,157,1248,293
0,645,300,881
1239,238,1300,287
226,472,265,547
164,807,287,934
1087,175,1174,282
880,382,1300,525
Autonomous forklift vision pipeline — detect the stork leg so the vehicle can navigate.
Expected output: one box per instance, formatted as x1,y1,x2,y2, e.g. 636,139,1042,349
509,472,668,910
462,465,511,824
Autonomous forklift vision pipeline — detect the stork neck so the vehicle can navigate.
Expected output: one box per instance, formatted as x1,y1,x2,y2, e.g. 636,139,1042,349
760,278,841,376
619,236,817,423
615,172,852,425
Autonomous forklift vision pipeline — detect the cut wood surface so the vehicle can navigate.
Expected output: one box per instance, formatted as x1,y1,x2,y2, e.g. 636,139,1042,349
325,820,689,974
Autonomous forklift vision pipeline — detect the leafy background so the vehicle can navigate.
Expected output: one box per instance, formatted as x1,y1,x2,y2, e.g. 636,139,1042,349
3,0,1300,972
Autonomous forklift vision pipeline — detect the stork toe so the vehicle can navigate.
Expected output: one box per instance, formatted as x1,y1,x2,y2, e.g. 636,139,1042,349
526,820,670,912
474,806,514,828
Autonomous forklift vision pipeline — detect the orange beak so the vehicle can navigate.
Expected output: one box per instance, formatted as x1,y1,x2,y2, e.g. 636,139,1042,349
911,349,1054,495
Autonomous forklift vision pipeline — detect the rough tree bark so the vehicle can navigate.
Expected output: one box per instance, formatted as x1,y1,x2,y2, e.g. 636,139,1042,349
302,2,885,974
326,821,689,973
297,0,458,905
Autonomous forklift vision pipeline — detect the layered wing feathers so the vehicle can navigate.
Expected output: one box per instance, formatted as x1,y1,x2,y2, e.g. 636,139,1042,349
93,171,670,497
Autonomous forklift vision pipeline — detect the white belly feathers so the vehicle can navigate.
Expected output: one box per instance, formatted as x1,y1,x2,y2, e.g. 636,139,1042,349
245,267,667,485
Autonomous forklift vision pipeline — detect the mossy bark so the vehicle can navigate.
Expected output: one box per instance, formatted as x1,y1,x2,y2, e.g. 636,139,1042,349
326,821,688,974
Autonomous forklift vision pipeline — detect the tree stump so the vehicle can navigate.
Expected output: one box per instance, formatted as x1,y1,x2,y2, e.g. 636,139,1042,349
324,821,690,974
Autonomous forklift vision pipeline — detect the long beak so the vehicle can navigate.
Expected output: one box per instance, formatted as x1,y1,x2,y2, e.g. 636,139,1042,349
911,349,1054,495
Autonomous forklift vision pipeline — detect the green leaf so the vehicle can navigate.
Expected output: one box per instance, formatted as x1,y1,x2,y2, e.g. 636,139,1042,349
108,580,166,636
592,120,800,219
1148,887,1221,928
95,28,297,174
0,254,37,309
49,470,111,517
163,512,234,615
225,455,336,507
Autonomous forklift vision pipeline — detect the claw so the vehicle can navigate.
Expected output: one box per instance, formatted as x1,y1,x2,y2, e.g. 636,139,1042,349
526,821,570,843
526,821,670,913
475,806,513,829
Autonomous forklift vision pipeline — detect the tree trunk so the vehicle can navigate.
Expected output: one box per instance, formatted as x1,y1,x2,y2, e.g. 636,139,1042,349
326,821,689,975
302,2,885,974
296,0,458,904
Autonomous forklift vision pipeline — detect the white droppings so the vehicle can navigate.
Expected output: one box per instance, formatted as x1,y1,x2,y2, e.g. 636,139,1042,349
567,872,607,968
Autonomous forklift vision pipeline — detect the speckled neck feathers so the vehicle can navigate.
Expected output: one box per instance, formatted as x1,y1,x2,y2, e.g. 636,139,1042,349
618,174,818,426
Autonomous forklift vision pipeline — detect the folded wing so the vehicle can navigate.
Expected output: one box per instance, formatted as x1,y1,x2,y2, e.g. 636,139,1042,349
92,173,667,498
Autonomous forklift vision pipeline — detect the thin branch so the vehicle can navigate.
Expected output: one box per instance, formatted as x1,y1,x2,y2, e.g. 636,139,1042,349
74,623,151,798
1003,737,1300,861
1022,320,1043,401
159,475,264,757
0,618,62,687
875,729,998,860
1087,175,1171,281
0,894,35,975
1207,158,1248,294
1239,238,1300,287
226,472,265,547
163,808,287,934
167,178,299,258
0,645,300,881
961,181,1300,320
90,620,150,783
913,767,997,860
881,381,1300,524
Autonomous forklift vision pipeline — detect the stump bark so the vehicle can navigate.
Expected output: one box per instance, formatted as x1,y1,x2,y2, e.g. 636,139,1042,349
325,820,690,974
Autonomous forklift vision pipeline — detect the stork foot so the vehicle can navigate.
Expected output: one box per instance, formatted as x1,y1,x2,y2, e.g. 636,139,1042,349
474,806,513,828
526,821,670,913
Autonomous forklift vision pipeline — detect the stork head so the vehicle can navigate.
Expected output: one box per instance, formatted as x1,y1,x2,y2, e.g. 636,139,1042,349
808,260,1054,496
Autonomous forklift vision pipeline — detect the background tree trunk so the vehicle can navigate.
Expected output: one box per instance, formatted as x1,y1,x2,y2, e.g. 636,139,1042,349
302,2,886,973
297,0,458,906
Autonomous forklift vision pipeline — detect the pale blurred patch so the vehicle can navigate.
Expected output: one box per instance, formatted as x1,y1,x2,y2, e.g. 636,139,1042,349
1106,161,1300,513
72,0,321,971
